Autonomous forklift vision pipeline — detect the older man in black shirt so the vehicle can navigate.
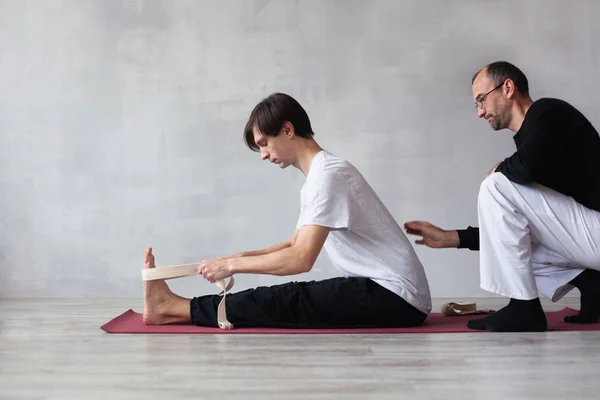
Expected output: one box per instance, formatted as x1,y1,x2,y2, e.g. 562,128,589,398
405,61,600,332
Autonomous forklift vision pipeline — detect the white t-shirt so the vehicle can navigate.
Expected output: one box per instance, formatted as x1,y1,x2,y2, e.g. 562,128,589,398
296,151,432,314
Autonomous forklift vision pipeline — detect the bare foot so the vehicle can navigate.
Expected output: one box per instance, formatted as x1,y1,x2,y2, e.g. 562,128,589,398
142,247,191,325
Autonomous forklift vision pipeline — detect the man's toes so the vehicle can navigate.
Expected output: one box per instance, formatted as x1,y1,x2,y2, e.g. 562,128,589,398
564,314,600,324
143,248,156,269
467,318,488,330
564,315,578,323
565,315,586,323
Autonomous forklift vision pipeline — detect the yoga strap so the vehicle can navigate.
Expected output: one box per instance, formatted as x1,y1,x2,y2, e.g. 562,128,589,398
442,302,495,316
142,264,235,330
215,277,235,330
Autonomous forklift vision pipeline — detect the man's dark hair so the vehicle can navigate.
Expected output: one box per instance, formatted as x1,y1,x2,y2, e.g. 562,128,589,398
243,93,314,151
472,61,530,96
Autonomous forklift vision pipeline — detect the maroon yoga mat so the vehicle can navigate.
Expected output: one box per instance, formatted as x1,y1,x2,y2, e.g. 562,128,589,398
101,307,600,334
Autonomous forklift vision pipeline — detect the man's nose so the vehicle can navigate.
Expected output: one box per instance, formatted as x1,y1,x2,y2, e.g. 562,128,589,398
260,149,269,160
477,107,486,118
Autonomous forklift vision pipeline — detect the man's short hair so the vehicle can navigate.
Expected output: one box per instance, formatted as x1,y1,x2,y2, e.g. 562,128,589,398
472,61,530,96
244,93,315,151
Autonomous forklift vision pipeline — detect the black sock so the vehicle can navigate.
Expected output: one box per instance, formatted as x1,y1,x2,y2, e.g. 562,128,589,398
564,269,600,324
467,297,547,332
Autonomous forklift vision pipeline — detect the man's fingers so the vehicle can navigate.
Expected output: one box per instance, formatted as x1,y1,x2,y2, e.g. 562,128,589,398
415,239,425,245
406,220,429,227
405,223,425,235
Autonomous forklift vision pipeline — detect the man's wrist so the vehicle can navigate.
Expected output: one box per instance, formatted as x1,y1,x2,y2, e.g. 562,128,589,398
444,230,460,248
228,258,241,275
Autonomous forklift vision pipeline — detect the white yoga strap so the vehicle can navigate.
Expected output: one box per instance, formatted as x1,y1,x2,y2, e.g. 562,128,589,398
441,302,495,316
142,264,235,330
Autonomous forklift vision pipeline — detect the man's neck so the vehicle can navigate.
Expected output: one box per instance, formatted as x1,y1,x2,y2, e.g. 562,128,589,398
293,139,324,176
507,96,534,132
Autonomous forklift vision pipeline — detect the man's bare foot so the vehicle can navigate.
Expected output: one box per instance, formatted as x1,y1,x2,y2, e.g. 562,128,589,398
142,248,191,325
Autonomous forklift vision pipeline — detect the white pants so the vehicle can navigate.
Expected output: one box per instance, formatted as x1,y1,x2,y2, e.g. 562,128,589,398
478,173,600,301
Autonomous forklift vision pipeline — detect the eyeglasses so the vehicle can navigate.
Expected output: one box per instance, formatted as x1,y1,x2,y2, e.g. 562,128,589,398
474,81,505,110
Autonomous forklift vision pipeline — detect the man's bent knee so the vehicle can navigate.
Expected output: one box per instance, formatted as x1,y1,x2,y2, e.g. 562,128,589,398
479,172,512,193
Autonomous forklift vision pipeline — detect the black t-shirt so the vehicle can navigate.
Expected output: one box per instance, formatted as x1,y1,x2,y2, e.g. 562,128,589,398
458,98,600,251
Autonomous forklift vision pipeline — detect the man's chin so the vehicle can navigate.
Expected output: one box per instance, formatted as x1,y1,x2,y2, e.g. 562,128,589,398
489,121,503,131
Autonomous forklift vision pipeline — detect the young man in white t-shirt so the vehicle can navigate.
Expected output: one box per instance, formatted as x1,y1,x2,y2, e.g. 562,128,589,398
142,93,432,329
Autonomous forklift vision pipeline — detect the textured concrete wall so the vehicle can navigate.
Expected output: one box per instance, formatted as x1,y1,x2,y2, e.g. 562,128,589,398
1,0,599,298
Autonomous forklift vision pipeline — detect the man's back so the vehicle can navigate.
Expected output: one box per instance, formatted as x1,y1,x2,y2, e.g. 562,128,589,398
498,98,600,212
297,151,432,314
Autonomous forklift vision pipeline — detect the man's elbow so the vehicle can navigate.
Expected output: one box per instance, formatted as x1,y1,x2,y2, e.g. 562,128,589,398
293,248,318,274
499,170,534,185
496,162,535,185
296,256,315,274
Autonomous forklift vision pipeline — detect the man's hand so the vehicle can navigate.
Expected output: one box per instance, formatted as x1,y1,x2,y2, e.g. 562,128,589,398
486,161,502,177
403,221,460,248
198,258,235,283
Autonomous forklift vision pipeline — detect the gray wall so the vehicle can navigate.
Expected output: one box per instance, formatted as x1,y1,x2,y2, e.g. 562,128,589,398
1,0,599,299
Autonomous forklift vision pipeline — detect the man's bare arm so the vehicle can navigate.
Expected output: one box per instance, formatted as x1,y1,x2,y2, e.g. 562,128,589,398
222,229,300,258
229,225,328,276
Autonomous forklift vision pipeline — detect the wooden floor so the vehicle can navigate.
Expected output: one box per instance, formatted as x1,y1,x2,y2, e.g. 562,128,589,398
1,297,599,400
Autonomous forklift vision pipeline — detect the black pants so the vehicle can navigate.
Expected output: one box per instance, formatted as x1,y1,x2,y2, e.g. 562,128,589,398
189,277,427,329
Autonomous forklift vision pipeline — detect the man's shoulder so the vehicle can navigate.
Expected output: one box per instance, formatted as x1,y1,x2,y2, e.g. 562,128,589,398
528,98,590,129
310,152,356,179
530,97,579,116
305,152,364,196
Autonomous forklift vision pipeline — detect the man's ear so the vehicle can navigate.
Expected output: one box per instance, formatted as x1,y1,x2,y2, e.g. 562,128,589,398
505,79,516,99
282,121,295,138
